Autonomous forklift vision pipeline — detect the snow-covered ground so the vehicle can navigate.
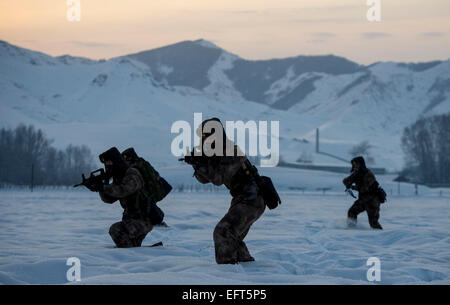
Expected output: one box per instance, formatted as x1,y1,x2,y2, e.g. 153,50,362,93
0,168,449,285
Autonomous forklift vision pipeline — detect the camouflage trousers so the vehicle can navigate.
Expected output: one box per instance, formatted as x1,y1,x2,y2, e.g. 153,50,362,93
109,218,153,248
348,195,382,229
213,182,266,264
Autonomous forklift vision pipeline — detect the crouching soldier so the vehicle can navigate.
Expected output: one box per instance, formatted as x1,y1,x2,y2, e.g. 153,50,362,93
97,147,154,247
181,118,268,264
121,147,171,227
343,156,384,230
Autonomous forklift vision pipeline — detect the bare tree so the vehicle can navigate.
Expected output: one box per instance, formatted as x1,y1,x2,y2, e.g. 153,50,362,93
296,151,314,164
401,113,450,184
0,124,96,186
349,140,375,164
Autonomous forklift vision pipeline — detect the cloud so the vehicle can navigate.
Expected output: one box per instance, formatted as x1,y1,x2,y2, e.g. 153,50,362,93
289,17,359,24
230,10,259,14
311,32,337,38
306,39,327,44
421,32,445,38
306,32,337,44
361,32,391,39
67,41,117,48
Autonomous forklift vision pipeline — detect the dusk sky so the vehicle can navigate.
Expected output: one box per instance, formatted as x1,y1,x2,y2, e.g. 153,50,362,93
0,0,449,64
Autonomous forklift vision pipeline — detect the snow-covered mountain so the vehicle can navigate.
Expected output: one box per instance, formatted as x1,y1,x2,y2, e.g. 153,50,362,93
0,39,449,171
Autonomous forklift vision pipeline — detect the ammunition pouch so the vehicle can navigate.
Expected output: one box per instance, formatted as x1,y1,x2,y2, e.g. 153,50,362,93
363,182,387,204
376,187,387,203
230,160,281,210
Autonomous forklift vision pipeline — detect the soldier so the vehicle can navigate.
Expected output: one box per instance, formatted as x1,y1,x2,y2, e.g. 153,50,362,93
121,147,169,227
97,147,154,247
343,156,383,230
184,118,266,264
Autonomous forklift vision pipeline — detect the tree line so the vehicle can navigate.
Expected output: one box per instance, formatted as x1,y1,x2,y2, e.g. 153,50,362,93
401,113,450,185
0,124,96,186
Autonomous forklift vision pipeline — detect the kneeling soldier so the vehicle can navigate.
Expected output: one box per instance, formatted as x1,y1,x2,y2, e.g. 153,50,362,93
98,147,154,247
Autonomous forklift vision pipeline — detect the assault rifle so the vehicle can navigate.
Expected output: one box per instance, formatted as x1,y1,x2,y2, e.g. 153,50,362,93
73,168,109,191
178,147,209,170
178,154,209,170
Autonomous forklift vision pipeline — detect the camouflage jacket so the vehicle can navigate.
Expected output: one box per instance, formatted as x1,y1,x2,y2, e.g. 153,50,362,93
343,169,378,196
99,167,146,220
193,140,247,191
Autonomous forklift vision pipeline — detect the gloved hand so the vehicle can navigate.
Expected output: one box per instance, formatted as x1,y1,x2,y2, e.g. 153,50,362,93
88,182,104,192
95,182,104,192
86,183,98,192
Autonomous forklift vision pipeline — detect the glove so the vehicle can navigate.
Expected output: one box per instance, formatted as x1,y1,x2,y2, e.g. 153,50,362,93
86,183,98,192
94,182,104,192
183,155,194,165
351,185,358,190
87,182,104,192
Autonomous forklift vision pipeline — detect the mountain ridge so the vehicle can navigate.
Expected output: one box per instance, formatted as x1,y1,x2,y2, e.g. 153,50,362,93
0,39,449,170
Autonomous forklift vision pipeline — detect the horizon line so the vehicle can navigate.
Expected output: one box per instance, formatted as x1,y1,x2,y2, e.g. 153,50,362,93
1,38,449,67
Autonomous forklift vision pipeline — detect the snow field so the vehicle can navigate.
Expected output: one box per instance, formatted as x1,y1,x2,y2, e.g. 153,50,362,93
0,177,448,284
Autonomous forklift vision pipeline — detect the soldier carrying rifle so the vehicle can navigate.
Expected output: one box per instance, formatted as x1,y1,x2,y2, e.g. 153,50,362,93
343,156,386,230
75,147,171,248
180,118,280,264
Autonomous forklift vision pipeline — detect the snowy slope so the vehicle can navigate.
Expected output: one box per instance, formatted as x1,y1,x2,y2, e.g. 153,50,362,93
0,39,449,171
0,168,449,285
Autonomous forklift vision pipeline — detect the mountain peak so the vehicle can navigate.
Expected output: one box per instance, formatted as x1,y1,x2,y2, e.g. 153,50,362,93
126,39,224,90
192,39,221,50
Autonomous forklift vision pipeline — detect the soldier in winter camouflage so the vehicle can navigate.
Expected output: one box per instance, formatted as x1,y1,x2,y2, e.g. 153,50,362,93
343,156,383,230
97,147,154,247
121,147,168,226
189,118,266,264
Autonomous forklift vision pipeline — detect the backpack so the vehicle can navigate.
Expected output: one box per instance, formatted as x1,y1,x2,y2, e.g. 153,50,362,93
132,158,172,202
132,158,172,223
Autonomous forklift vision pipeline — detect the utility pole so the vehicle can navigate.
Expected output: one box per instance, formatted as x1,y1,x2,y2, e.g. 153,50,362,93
30,163,34,192
316,128,319,153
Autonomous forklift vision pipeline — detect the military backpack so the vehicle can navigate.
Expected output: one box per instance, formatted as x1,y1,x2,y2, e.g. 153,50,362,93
132,158,172,224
